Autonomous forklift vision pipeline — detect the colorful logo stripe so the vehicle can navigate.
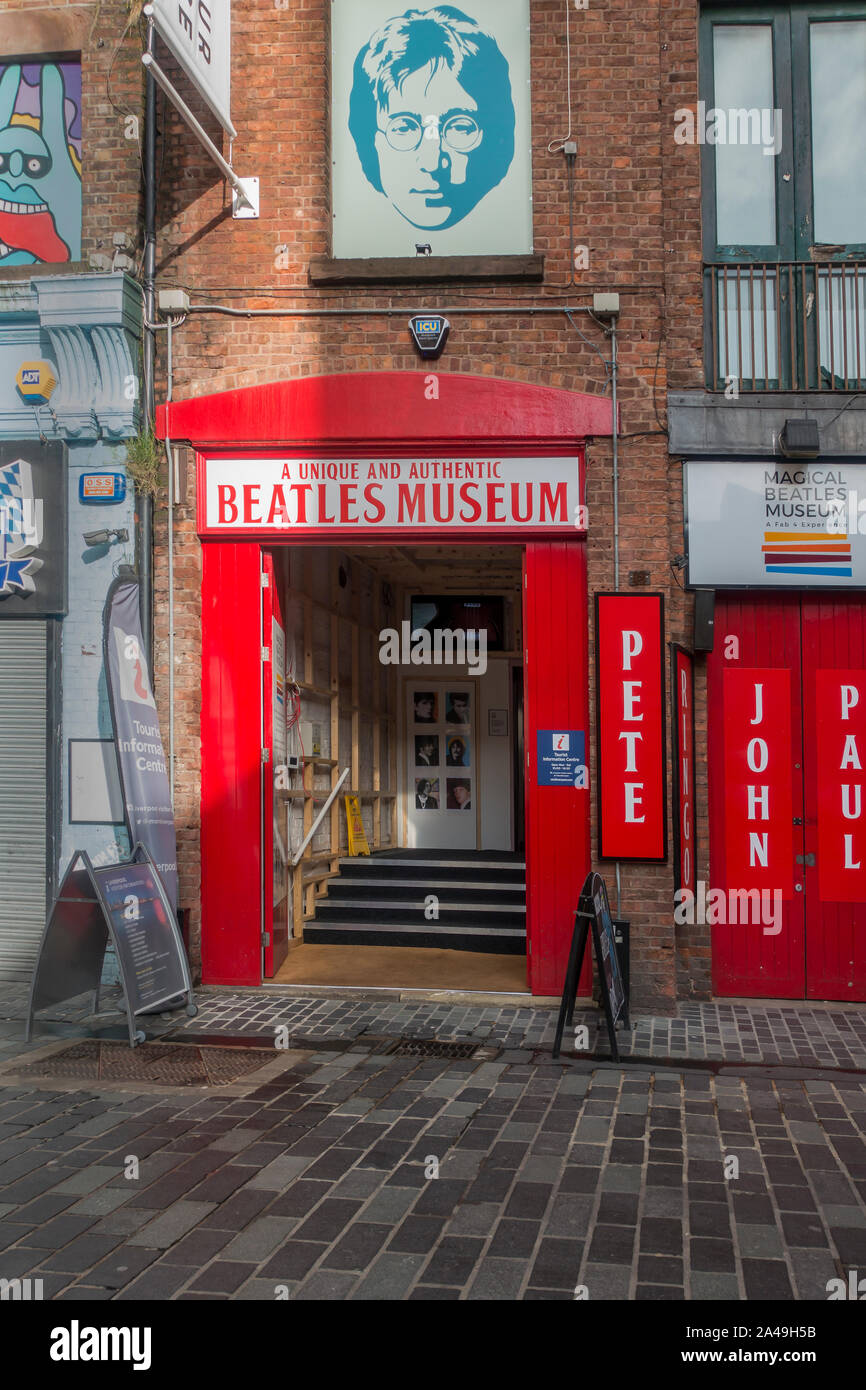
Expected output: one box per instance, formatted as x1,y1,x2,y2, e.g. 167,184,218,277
762,530,852,578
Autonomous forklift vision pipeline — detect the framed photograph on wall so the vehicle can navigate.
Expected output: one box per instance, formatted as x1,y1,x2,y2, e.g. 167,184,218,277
330,0,533,259
488,708,508,736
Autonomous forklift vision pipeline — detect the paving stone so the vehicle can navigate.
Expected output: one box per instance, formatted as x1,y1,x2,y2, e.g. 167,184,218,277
358,1186,418,1224
40,1233,123,1273
188,1260,257,1294
530,1237,583,1290
86,1245,159,1289
293,1269,359,1300
128,1201,218,1249
582,1263,632,1299
50,1166,118,1196
351,1253,427,1299
690,1271,741,1300
420,1235,484,1286
322,1222,392,1270
637,1254,683,1285
160,1228,236,1265
741,1258,795,1300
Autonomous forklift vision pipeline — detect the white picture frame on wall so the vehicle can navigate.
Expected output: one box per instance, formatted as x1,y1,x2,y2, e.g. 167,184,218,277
68,739,124,825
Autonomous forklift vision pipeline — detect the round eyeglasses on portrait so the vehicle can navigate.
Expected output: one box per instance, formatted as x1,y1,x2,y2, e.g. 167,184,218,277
381,114,483,154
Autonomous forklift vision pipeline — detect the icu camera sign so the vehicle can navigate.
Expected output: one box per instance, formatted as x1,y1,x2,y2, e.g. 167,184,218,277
537,731,587,788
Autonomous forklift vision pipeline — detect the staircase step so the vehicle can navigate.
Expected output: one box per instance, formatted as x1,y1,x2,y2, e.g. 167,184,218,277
313,904,526,926
340,856,525,872
306,852,527,956
303,921,525,955
326,885,525,906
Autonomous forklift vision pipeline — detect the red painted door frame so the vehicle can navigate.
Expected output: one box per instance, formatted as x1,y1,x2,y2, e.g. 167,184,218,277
523,542,592,996
159,373,615,991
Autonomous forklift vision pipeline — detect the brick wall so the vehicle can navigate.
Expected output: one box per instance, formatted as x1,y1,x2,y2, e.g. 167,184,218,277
150,0,711,1008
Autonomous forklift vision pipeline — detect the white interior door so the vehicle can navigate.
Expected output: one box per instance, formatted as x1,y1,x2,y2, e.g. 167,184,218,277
406,682,477,850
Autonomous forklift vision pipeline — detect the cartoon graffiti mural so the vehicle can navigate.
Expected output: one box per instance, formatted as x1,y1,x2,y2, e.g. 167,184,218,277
0,61,82,266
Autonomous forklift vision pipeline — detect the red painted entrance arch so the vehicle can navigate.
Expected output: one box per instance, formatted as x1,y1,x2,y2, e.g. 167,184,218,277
157,370,616,449
156,372,615,993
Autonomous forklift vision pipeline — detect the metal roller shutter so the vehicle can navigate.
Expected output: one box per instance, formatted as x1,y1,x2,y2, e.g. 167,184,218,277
0,622,47,981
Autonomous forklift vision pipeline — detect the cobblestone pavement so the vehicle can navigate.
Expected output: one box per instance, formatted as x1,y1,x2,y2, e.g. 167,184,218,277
0,986,864,1301
3,983,866,1070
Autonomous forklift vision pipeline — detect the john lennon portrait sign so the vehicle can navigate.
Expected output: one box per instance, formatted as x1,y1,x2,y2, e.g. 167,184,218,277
331,1,533,258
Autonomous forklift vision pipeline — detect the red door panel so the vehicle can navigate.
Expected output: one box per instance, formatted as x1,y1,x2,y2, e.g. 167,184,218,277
523,542,591,997
261,552,289,978
801,595,866,1000
707,594,806,998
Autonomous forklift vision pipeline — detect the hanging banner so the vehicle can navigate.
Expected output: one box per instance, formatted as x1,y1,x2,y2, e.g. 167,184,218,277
671,646,696,897
103,576,178,912
815,669,866,902
723,668,793,897
596,593,667,861
150,0,234,134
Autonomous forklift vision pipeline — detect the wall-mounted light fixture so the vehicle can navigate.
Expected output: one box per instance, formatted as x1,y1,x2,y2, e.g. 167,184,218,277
779,418,820,458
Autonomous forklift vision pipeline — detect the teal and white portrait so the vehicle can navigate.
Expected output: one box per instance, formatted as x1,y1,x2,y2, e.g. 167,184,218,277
332,1,532,258
0,60,82,266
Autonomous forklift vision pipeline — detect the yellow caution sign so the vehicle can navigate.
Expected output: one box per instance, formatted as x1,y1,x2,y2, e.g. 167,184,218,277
345,796,370,856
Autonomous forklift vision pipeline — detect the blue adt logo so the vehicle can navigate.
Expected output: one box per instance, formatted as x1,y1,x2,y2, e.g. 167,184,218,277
349,6,515,231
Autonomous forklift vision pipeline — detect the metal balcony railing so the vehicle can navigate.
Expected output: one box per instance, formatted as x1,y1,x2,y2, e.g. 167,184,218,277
704,261,866,392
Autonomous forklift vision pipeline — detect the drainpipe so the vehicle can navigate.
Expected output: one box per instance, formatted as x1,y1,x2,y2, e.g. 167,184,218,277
138,43,156,675
610,318,622,919
165,317,175,808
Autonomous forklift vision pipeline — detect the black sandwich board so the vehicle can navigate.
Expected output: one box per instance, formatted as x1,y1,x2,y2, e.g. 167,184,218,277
26,843,195,1049
553,872,630,1062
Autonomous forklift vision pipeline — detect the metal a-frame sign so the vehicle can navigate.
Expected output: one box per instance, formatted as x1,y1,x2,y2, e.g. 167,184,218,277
26,843,195,1049
553,871,630,1062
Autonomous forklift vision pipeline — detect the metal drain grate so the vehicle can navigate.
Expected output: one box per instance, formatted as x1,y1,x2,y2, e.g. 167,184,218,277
380,1037,493,1060
14,1040,275,1088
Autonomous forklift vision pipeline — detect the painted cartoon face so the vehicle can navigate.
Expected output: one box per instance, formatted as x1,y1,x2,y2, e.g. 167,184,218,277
374,65,484,230
0,64,81,266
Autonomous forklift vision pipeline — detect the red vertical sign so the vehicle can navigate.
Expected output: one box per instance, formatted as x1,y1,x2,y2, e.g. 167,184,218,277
723,668,793,897
596,594,666,861
671,647,696,896
815,669,866,903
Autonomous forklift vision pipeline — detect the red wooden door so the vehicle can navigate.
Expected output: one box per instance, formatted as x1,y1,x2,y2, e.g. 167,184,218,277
707,594,806,998
523,541,591,997
801,595,866,1000
709,592,866,1001
261,552,289,977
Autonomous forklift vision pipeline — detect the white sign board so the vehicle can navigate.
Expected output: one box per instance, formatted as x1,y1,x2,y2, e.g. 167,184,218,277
151,0,233,134
685,459,866,587
200,456,583,537
330,0,533,258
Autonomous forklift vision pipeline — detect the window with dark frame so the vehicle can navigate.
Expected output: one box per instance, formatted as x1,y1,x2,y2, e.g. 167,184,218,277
699,4,866,390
